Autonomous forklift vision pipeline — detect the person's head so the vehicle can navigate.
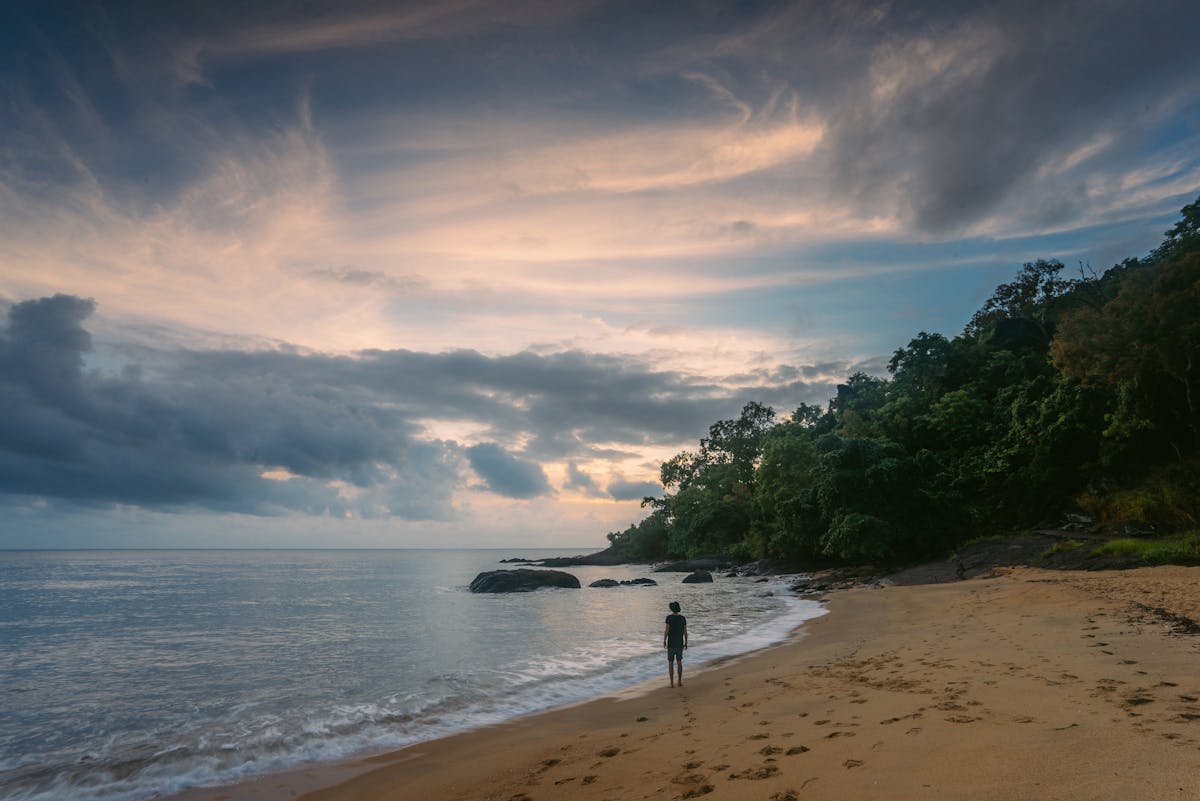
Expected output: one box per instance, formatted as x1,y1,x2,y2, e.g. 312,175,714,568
669,601,681,613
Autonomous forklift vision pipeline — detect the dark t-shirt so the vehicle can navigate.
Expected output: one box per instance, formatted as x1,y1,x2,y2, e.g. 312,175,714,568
665,613,687,647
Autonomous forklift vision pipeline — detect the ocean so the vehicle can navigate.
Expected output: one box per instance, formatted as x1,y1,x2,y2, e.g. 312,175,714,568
0,549,824,801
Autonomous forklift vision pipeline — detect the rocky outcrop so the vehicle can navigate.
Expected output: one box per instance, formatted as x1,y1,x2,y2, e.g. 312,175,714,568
653,557,729,573
588,577,659,588
469,569,581,593
498,546,629,567
681,570,713,584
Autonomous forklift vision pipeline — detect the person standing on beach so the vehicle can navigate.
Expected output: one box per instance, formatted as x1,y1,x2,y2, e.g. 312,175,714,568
664,601,688,687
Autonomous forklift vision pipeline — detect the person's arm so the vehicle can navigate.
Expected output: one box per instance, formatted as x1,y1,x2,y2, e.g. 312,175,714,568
663,623,670,648
683,623,688,649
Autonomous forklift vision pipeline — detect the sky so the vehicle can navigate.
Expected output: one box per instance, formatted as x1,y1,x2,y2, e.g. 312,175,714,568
2,0,1198,549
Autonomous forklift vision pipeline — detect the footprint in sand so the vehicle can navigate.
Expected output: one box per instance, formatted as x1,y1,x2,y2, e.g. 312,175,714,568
672,772,708,786
844,759,864,768
680,786,714,798
824,731,856,739
785,746,810,755
728,764,779,780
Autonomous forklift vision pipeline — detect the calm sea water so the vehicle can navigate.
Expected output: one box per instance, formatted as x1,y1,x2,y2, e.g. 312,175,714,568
0,549,823,801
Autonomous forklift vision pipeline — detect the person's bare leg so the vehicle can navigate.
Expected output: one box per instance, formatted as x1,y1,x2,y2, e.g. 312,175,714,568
669,659,676,687
677,661,683,687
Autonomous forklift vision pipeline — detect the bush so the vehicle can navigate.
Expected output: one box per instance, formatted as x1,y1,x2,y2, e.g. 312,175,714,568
1078,457,1200,530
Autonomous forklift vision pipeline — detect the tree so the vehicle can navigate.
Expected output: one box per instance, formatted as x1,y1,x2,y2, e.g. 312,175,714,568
888,331,953,401
964,259,1075,339
1052,249,1200,460
1151,195,1200,263
700,401,776,484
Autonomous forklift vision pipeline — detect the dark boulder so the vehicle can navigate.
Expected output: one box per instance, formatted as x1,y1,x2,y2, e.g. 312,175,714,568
589,577,659,588
681,570,713,584
469,569,581,593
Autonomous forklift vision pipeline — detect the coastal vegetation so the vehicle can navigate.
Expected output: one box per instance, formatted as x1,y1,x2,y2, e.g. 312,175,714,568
607,195,1200,566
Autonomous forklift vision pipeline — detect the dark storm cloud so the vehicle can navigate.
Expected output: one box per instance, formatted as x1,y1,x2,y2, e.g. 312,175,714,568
0,295,836,515
465,443,551,499
0,295,455,516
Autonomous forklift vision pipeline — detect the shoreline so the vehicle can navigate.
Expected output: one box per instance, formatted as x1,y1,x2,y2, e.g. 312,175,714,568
168,564,1200,801
163,595,827,801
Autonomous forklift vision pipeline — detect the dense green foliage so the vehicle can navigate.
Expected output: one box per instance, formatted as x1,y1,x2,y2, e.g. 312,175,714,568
605,196,1200,565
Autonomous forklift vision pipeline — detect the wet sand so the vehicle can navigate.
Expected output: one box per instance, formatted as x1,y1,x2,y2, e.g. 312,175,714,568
173,565,1200,801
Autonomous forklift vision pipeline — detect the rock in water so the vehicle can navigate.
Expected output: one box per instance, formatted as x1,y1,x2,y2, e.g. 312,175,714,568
589,577,659,588
469,569,581,593
682,570,713,584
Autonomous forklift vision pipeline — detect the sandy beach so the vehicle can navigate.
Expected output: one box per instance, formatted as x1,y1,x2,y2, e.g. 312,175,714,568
175,565,1200,801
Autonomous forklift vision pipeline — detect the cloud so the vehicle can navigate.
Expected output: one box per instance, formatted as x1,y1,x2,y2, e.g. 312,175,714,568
606,478,662,502
0,294,849,517
564,462,604,497
210,0,611,57
807,1,1200,234
465,443,551,499
0,295,457,517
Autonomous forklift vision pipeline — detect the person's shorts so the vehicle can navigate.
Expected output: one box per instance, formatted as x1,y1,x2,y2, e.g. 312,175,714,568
667,646,684,661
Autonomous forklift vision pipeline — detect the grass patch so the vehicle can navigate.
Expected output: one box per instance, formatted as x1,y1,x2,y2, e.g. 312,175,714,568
1089,532,1200,565
1040,539,1083,560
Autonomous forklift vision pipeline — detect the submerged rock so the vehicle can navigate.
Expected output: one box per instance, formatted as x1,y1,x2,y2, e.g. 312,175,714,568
681,570,713,584
469,569,581,593
589,578,620,588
